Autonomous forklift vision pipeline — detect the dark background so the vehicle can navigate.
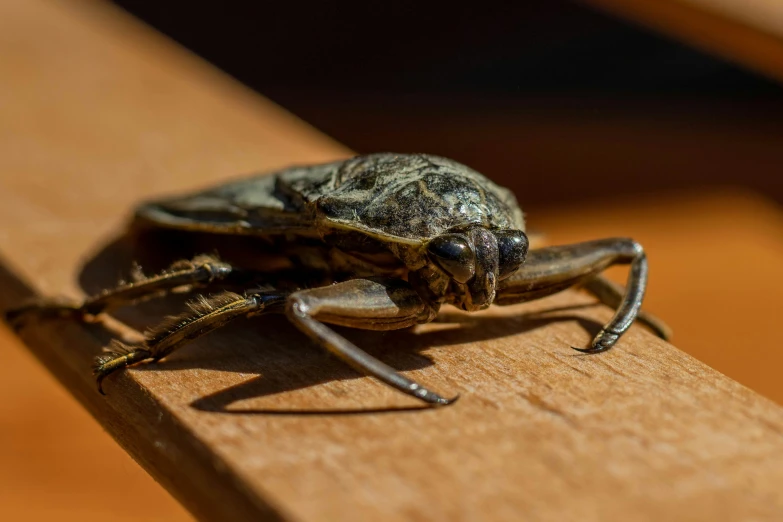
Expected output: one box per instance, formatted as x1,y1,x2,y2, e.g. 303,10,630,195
112,0,783,206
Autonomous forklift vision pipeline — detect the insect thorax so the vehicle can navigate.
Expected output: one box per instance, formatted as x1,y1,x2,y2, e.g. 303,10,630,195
307,153,524,242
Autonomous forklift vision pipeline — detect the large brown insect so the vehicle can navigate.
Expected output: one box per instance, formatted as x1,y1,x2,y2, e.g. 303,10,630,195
7,153,669,405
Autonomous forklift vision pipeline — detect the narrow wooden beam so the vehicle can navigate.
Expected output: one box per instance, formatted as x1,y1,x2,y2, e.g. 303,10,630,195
2,1,783,521
581,0,783,83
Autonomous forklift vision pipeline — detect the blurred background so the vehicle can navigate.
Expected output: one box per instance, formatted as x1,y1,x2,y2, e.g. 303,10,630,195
114,0,783,205
2,0,782,520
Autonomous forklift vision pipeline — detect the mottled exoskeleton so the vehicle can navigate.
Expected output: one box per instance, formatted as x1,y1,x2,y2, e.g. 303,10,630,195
6,153,670,405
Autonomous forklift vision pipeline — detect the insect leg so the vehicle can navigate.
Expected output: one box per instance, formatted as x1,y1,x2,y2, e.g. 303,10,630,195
286,277,457,406
495,238,656,353
6,254,236,328
94,290,286,393
582,275,672,341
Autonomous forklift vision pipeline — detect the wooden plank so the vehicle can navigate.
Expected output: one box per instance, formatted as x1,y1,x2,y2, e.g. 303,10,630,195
6,194,783,522
580,0,783,83
3,1,783,521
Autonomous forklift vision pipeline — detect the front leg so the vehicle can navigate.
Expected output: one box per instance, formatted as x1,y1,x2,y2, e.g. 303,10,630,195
286,277,456,406
496,238,657,353
582,275,672,341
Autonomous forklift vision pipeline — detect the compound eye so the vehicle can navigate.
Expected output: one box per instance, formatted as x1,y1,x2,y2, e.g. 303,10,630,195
427,234,476,283
496,230,529,279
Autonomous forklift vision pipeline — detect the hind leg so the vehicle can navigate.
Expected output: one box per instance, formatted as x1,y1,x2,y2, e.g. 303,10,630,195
93,289,287,393
5,254,236,329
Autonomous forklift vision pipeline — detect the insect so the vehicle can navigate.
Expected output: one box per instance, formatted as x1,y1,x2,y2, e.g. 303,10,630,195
6,153,669,405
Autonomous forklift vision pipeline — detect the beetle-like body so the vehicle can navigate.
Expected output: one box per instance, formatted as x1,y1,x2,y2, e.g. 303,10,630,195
7,153,670,405
137,154,533,315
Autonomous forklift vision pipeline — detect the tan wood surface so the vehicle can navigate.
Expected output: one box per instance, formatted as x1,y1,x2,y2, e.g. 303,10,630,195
3,1,783,521
581,0,783,83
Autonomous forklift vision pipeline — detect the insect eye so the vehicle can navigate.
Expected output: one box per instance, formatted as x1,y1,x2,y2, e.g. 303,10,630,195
496,230,529,279
427,234,475,283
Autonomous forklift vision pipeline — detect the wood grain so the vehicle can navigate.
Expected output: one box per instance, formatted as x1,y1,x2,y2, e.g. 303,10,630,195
2,1,783,521
581,0,783,83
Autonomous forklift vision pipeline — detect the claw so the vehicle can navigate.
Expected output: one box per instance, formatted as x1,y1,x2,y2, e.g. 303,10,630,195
571,345,607,355
412,385,460,407
4,307,27,332
572,329,620,354
93,353,116,395
96,377,107,396
92,347,151,395
439,394,461,407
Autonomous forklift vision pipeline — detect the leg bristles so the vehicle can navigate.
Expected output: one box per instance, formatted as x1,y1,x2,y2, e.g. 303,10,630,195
93,341,151,394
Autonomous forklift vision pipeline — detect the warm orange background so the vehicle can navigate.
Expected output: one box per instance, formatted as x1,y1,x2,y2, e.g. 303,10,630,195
0,323,192,521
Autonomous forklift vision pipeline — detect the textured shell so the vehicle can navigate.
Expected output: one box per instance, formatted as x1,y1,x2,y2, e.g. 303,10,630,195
306,153,525,241
136,153,525,244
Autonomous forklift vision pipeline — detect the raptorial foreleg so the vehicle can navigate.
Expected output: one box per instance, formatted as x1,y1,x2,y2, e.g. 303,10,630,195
496,238,661,353
286,277,456,406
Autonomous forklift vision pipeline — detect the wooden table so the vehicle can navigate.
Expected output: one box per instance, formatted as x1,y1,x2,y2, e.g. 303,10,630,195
2,1,783,521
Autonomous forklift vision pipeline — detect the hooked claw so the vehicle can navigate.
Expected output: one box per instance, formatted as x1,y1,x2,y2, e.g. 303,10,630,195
571,329,619,354
434,394,461,407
